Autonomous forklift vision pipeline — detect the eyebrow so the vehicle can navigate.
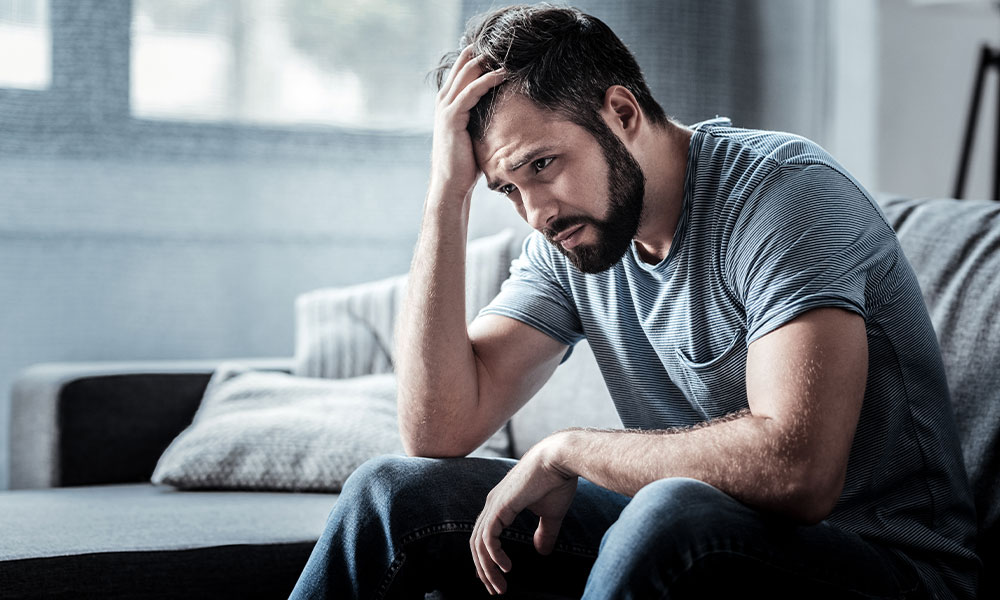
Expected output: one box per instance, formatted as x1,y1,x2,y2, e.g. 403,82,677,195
486,146,556,191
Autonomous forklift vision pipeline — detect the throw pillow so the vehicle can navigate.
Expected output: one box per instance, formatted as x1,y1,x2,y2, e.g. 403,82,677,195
152,363,508,492
152,363,402,492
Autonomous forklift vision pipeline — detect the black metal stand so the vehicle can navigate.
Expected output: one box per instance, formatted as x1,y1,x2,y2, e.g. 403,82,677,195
954,44,1000,200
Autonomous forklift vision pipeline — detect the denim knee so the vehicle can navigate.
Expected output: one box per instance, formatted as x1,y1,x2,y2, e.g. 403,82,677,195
339,455,425,505
338,455,517,529
605,477,738,555
295,456,520,599
628,477,732,526
585,477,750,594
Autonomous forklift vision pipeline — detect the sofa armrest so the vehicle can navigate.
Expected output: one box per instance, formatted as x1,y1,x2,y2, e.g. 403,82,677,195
9,358,294,489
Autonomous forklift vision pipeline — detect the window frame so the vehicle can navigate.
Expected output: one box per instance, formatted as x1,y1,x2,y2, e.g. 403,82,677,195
0,0,466,162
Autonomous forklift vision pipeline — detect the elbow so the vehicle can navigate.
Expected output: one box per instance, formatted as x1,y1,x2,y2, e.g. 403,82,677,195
780,463,846,525
396,381,491,458
400,433,471,459
397,410,480,459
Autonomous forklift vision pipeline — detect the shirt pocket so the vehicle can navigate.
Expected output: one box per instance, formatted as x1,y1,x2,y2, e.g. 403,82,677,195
673,327,749,420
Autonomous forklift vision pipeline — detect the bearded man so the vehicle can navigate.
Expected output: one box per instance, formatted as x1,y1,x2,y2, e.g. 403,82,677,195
290,4,978,599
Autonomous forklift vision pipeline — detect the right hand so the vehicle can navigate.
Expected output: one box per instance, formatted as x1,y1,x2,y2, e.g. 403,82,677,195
429,45,506,202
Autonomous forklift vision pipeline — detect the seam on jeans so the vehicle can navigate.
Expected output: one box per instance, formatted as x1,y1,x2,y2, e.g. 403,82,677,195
493,527,599,558
400,520,476,544
376,553,406,600
374,524,475,600
400,520,600,558
661,548,921,599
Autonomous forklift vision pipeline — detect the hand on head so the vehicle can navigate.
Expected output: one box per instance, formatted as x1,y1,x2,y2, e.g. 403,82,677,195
429,45,505,204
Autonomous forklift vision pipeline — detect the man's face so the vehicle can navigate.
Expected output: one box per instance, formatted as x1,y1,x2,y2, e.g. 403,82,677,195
473,94,646,274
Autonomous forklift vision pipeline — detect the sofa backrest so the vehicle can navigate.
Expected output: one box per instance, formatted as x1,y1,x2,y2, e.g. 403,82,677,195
508,339,621,457
877,195,1000,586
293,230,517,380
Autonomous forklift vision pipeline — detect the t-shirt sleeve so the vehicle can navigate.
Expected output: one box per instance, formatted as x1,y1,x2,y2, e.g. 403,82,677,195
477,232,585,347
726,163,895,344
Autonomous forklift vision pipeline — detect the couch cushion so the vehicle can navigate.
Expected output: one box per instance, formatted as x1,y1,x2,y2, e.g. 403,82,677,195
151,366,406,492
510,340,621,457
878,195,1000,590
0,483,335,599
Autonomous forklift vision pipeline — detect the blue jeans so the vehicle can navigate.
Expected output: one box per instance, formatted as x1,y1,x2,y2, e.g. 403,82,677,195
289,455,927,599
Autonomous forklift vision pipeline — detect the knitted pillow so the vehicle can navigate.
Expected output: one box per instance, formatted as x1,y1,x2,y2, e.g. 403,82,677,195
152,363,509,491
152,364,402,492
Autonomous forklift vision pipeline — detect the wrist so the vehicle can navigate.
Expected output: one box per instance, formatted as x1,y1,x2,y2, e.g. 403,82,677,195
426,178,474,209
538,429,581,479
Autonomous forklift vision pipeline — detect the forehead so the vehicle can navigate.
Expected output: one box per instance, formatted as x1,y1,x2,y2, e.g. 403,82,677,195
472,94,585,177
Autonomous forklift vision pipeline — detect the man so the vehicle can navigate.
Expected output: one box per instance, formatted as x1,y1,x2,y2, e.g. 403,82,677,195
290,5,978,599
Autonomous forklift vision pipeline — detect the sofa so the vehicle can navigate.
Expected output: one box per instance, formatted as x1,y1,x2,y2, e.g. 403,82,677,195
2,194,999,599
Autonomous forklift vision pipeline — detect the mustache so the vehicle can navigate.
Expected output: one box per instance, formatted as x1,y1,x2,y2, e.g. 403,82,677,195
542,216,598,243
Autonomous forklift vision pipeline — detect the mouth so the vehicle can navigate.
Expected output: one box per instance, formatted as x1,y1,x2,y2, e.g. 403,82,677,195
552,223,585,250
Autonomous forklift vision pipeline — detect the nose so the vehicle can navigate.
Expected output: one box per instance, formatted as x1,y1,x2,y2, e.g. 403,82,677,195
521,189,558,231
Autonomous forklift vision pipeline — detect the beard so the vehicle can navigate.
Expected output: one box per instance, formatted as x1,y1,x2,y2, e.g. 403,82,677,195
542,123,646,274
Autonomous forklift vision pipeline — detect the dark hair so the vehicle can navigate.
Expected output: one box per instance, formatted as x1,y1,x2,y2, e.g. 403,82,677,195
433,3,668,141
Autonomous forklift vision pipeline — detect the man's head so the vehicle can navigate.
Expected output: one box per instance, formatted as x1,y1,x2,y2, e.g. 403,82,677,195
434,4,666,143
435,4,668,274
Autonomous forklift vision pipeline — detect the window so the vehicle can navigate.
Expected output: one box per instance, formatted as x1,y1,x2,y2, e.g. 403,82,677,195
130,0,462,130
0,0,50,90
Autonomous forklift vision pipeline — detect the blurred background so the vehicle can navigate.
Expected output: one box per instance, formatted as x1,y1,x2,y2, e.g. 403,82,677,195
1,0,996,489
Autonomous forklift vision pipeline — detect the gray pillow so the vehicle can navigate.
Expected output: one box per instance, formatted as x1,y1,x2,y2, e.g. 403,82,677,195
152,363,509,492
152,363,403,492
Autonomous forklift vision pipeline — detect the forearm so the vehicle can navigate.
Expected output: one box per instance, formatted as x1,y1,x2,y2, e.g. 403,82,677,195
395,187,483,456
395,47,513,456
546,413,842,523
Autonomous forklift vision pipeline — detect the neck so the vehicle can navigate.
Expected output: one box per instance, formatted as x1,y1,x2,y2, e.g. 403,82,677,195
633,121,693,264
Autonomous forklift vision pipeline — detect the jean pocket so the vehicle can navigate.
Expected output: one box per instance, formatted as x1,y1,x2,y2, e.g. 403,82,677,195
674,327,748,419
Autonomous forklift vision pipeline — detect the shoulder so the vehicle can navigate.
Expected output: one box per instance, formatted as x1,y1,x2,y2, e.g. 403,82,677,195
694,119,835,169
686,123,883,248
690,122,881,223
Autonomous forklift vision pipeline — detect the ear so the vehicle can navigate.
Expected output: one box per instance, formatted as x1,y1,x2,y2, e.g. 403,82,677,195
600,85,643,141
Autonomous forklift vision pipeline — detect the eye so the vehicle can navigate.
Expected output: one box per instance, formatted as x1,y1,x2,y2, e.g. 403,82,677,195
498,183,517,196
532,157,555,173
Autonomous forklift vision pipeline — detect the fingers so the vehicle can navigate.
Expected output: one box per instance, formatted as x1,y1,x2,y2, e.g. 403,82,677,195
438,44,476,98
439,46,504,109
533,515,564,556
484,519,513,573
429,44,504,196
452,68,505,113
471,510,510,595
442,54,487,105
468,461,575,595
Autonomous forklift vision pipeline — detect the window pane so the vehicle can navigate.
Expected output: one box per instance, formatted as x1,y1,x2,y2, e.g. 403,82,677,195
131,0,462,130
0,0,51,90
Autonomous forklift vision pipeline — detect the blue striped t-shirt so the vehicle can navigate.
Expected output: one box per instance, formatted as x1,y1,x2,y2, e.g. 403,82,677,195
480,118,979,599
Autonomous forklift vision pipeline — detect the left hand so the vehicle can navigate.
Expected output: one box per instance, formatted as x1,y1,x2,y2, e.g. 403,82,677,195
470,439,578,595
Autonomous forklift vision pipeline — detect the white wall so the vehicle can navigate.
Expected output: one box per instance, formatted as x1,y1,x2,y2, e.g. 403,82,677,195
826,0,880,192
0,156,431,489
772,0,999,201
877,0,1000,200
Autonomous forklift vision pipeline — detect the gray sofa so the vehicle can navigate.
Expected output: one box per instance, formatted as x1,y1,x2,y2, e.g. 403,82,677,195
2,195,999,599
